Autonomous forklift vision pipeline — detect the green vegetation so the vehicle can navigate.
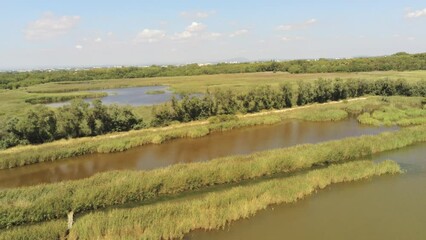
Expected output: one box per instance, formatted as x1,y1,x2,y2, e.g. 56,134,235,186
2,96,425,169
0,99,144,149
145,90,166,95
0,125,424,228
357,98,426,126
151,78,425,126
0,160,401,239
23,92,107,104
1,52,426,89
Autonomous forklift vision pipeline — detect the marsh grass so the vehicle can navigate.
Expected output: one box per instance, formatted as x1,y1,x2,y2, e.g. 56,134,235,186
0,125,424,229
24,92,108,104
357,97,426,126
0,160,401,240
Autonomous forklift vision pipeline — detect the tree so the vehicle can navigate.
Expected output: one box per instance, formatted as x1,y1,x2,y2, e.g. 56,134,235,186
296,81,314,106
279,82,293,107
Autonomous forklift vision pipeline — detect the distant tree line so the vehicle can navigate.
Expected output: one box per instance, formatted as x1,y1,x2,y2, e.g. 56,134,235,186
0,99,144,149
152,78,426,126
1,52,426,89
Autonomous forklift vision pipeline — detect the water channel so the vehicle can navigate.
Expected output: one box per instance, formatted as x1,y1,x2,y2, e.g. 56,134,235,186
187,142,426,240
0,118,397,189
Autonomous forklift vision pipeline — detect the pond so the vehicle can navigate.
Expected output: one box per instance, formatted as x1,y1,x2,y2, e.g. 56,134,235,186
46,86,174,107
0,118,397,188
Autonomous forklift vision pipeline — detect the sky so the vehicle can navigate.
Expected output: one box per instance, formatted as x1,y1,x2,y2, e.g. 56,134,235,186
1,0,426,70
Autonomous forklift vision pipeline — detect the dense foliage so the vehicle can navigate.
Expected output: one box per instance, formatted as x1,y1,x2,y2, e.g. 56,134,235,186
152,78,426,126
0,99,144,149
1,52,425,89
1,125,422,229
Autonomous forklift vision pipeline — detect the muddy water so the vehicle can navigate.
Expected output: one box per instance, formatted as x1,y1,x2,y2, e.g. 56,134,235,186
188,143,426,240
0,119,396,188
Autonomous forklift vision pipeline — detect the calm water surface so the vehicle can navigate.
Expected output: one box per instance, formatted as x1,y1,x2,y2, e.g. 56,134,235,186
188,143,426,240
46,86,173,107
0,118,396,188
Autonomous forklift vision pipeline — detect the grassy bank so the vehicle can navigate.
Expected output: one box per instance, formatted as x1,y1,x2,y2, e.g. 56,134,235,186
357,97,426,126
1,96,424,169
0,125,424,228
23,92,108,104
0,160,402,239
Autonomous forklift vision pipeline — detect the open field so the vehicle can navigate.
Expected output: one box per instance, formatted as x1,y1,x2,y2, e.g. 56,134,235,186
1,70,424,124
24,71,426,94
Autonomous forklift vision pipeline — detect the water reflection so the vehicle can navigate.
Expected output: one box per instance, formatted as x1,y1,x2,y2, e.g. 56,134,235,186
0,118,397,188
46,86,173,107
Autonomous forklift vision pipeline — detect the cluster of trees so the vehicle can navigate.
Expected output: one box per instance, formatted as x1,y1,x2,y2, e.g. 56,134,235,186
0,100,143,149
153,78,426,126
152,84,293,126
1,52,426,89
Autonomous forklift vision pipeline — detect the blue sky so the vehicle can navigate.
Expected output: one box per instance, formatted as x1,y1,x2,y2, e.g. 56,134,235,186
1,0,426,69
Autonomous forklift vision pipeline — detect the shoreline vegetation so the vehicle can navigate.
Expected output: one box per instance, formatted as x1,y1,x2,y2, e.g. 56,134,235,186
0,160,402,239
1,95,425,169
0,125,424,229
1,76,425,150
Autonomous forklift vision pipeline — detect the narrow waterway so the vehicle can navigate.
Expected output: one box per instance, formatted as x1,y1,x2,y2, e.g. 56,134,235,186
187,143,426,240
0,118,396,188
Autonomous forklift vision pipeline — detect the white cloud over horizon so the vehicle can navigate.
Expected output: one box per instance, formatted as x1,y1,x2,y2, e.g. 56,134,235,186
173,22,207,40
24,12,80,40
406,8,426,18
135,29,166,43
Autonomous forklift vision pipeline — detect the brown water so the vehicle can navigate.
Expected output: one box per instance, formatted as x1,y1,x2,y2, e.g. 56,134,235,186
0,119,396,189
187,143,426,240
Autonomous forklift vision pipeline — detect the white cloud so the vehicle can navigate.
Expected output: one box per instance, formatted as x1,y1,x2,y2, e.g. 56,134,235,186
75,45,83,49
172,22,206,40
277,18,317,31
135,29,166,43
25,12,80,40
180,11,215,19
186,22,206,32
94,37,102,42
406,8,426,18
229,29,249,37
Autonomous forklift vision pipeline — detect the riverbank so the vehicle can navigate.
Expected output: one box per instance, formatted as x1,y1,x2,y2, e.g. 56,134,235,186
1,124,424,229
0,160,401,240
1,96,424,170
0,97,369,169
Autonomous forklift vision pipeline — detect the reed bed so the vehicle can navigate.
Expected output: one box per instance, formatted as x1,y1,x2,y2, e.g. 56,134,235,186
0,125,424,229
0,160,401,240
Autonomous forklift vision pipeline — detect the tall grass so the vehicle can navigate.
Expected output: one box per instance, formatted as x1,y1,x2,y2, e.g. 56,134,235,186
0,125,424,229
69,161,400,240
0,220,67,240
357,97,426,126
0,161,401,240
0,111,285,169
